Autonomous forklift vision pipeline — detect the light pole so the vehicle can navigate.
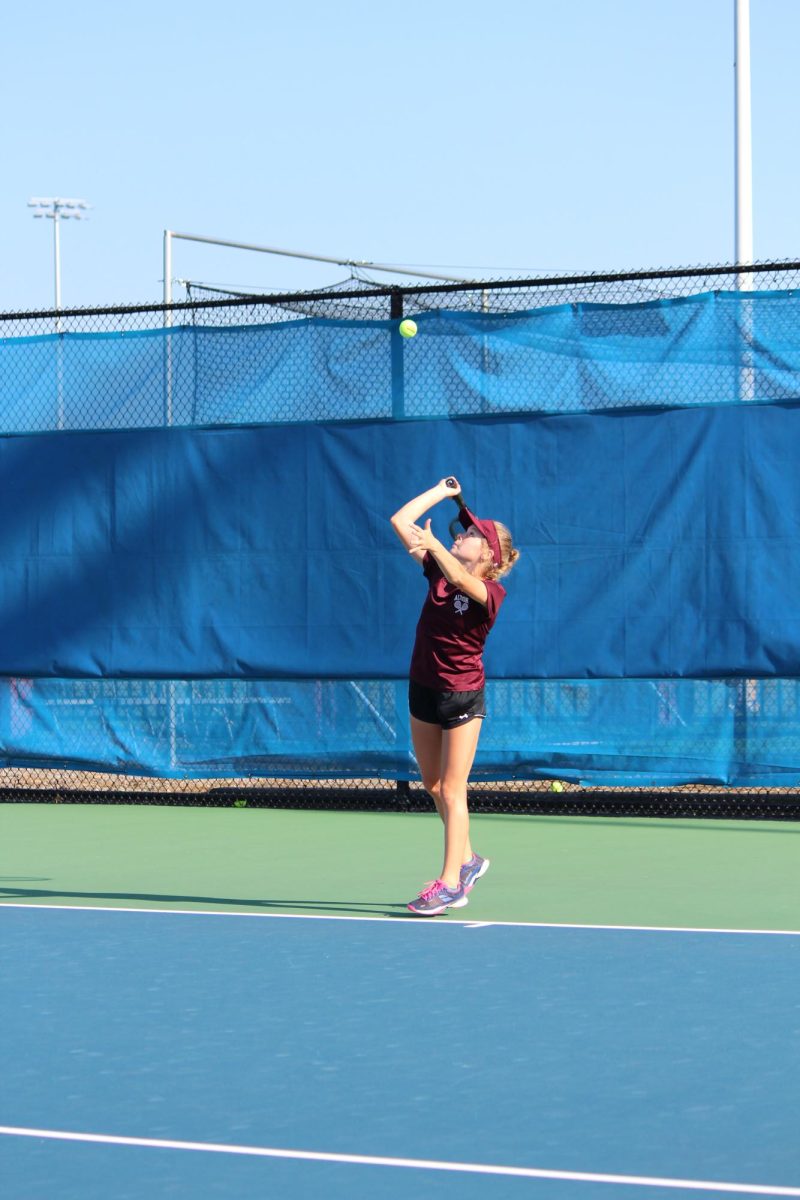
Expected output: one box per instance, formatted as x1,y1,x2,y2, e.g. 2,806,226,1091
734,0,753,277
28,197,89,429
28,197,90,310
733,0,755,404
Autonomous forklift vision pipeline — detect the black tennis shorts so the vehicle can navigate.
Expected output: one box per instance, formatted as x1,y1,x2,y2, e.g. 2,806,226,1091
408,680,486,730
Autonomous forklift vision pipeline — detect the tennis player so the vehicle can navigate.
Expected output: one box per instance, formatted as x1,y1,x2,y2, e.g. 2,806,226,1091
390,477,519,915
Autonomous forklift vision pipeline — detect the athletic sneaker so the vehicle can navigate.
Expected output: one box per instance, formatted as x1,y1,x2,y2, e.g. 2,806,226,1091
407,879,468,916
460,853,490,893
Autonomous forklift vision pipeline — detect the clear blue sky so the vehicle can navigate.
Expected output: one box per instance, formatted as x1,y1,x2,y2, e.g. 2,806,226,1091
3,0,799,312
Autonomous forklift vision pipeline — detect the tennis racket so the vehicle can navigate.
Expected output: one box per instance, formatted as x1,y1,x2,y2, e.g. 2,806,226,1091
445,478,466,540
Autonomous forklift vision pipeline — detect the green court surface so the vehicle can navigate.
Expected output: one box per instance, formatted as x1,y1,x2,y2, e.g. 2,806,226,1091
1,802,797,931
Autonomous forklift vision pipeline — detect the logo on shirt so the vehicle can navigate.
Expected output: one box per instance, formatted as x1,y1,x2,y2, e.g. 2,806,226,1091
454,594,469,615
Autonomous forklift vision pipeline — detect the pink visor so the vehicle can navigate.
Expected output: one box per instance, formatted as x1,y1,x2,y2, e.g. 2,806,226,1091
458,505,502,567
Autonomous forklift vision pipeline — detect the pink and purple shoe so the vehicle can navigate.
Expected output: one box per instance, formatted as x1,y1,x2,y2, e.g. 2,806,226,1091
460,853,490,893
407,879,469,916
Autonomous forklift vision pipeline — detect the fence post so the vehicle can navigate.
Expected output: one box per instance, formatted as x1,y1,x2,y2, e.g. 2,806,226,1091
390,288,404,419
390,288,412,808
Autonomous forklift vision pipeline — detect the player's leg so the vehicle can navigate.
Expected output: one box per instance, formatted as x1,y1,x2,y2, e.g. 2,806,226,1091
410,715,446,819
410,713,476,865
438,717,483,888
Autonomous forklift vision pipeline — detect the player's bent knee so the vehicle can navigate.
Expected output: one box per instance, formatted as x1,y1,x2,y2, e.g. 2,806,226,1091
440,782,468,810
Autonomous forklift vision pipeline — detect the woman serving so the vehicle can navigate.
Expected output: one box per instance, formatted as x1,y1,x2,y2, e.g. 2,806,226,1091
390,477,519,915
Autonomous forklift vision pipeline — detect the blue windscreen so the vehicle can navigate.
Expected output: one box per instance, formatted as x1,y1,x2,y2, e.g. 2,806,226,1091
0,404,798,682
1,289,799,785
2,290,799,431
2,677,797,787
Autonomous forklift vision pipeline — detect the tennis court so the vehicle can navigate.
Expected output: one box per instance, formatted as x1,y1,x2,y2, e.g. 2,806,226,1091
3,267,800,1198
2,803,798,1199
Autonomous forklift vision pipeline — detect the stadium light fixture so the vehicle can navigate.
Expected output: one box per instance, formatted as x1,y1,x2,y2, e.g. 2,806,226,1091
28,197,91,310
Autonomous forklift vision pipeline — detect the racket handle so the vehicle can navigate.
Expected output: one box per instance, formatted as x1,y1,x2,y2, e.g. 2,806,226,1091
445,478,464,507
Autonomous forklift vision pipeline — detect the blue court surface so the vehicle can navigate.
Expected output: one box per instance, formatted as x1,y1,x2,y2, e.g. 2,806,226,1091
2,905,799,1200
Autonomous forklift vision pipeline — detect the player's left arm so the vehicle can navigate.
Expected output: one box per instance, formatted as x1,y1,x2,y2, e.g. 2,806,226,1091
406,520,489,607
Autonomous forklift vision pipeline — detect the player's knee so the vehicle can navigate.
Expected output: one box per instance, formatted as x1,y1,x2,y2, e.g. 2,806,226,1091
423,777,441,802
440,780,467,810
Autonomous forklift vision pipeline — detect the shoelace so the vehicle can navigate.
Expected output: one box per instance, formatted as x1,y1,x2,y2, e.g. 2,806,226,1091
419,864,474,902
417,879,447,901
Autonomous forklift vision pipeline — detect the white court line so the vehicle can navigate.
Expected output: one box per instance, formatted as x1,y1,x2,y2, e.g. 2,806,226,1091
0,902,799,937
0,1125,798,1196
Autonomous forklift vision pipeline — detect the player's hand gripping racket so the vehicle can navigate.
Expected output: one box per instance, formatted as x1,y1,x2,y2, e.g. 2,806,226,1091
445,477,466,540
445,477,465,507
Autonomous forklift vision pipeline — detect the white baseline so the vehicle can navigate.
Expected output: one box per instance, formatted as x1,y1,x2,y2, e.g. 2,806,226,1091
0,902,798,936
0,1126,798,1196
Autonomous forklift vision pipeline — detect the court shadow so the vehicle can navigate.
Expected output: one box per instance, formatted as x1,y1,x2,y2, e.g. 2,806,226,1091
0,884,407,917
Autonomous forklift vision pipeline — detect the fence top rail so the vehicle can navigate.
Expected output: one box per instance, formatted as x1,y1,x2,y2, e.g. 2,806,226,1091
3,259,800,325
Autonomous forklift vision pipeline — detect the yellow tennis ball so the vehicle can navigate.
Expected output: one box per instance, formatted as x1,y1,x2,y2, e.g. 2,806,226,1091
549,780,564,792
399,319,417,339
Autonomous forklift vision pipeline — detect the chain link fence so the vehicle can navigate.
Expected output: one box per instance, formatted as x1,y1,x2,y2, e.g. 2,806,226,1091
2,260,800,817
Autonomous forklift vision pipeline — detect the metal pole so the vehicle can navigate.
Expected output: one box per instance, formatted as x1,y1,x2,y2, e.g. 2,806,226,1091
53,207,62,311
162,230,174,425
481,288,491,410
161,230,177,763
163,230,173,314
735,0,759,727
165,229,466,283
390,289,404,419
389,285,411,807
52,207,65,426
735,0,753,278
735,0,755,403
28,198,89,427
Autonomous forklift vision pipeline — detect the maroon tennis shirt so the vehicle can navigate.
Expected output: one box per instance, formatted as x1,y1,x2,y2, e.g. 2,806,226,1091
409,553,506,691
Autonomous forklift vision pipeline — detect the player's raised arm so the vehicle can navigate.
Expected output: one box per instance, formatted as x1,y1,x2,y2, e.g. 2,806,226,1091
390,478,461,563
